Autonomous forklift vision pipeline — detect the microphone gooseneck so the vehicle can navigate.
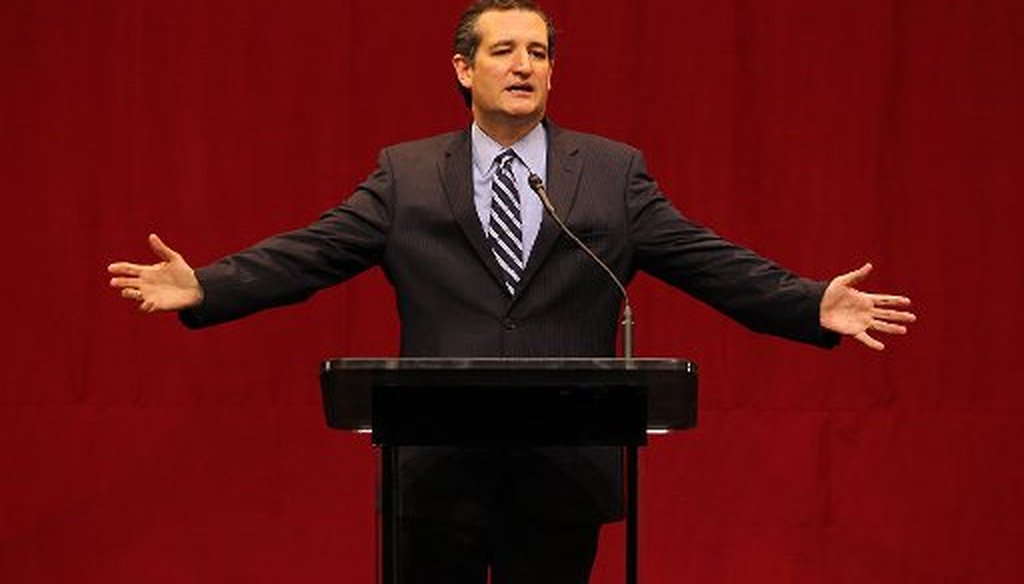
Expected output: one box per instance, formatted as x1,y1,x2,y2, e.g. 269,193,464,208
527,173,635,362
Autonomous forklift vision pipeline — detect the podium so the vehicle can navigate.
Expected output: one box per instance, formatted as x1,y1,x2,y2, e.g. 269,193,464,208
320,357,697,584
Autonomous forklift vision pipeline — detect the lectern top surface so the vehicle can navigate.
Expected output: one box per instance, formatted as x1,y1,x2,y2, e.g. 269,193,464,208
322,357,695,373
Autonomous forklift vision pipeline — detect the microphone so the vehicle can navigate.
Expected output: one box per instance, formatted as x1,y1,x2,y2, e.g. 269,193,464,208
527,173,635,361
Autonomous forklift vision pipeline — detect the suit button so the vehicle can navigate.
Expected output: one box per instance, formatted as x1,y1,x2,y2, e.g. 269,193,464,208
503,318,517,330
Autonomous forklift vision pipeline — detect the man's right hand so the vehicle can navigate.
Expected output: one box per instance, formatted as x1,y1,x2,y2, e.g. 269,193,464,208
108,234,203,313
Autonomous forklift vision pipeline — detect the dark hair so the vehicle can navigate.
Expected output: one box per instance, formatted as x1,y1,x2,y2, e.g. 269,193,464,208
453,0,556,107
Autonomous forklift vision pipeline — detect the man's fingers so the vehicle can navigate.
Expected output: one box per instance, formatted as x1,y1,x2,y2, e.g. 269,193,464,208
854,331,885,351
874,308,917,323
109,233,180,276
148,233,178,262
869,294,912,307
109,276,141,289
107,262,145,276
870,320,908,335
837,262,873,286
110,235,192,314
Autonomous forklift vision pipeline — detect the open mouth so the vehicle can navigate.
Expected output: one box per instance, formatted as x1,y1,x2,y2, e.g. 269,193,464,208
506,83,534,95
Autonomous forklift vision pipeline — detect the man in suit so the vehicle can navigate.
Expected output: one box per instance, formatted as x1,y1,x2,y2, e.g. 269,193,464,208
109,1,915,582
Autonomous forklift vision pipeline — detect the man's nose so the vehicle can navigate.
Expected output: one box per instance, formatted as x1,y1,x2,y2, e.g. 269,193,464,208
510,48,533,74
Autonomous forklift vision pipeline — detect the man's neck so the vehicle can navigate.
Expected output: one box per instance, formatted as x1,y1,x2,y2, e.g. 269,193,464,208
473,114,544,147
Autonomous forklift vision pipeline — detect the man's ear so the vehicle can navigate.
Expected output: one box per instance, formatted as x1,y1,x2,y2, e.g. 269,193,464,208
452,54,473,90
547,60,554,91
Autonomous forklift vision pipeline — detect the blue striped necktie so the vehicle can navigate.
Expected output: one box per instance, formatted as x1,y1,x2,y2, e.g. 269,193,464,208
488,149,524,295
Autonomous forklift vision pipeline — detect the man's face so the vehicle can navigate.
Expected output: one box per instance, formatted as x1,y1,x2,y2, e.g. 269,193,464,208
453,9,553,131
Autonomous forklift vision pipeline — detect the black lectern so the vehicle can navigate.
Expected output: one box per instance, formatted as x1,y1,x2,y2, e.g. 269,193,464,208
320,358,697,584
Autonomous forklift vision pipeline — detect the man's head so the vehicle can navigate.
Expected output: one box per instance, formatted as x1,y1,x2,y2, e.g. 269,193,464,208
452,0,555,139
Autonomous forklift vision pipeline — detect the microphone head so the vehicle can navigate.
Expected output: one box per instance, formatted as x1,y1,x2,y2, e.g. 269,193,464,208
527,173,544,192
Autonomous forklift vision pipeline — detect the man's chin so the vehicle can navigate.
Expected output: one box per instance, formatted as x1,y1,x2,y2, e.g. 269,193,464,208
498,106,545,124
474,104,546,133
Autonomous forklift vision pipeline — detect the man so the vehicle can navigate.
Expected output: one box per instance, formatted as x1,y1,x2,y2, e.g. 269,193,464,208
109,1,915,582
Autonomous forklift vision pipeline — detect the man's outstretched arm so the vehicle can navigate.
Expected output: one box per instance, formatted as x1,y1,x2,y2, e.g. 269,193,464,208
108,233,203,313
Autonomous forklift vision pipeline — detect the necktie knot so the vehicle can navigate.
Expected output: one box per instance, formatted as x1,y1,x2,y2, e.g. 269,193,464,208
496,149,516,172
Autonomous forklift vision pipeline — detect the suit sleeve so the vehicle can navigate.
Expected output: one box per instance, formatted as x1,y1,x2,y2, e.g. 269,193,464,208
625,150,839,348
179,151,396,329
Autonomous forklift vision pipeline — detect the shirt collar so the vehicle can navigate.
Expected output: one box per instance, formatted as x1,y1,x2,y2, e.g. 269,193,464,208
471,122,547,176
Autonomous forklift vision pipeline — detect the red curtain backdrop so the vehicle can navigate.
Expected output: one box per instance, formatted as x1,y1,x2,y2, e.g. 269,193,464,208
2,1,1021,582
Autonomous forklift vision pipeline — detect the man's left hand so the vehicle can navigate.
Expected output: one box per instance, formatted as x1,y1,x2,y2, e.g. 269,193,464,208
820,263,916,351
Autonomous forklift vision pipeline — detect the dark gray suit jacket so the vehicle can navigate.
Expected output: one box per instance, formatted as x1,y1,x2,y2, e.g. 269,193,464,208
182,121,837,523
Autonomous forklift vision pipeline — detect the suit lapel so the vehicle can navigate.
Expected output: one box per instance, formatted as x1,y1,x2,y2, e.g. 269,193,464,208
517,122,583,294
440,128,509,291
